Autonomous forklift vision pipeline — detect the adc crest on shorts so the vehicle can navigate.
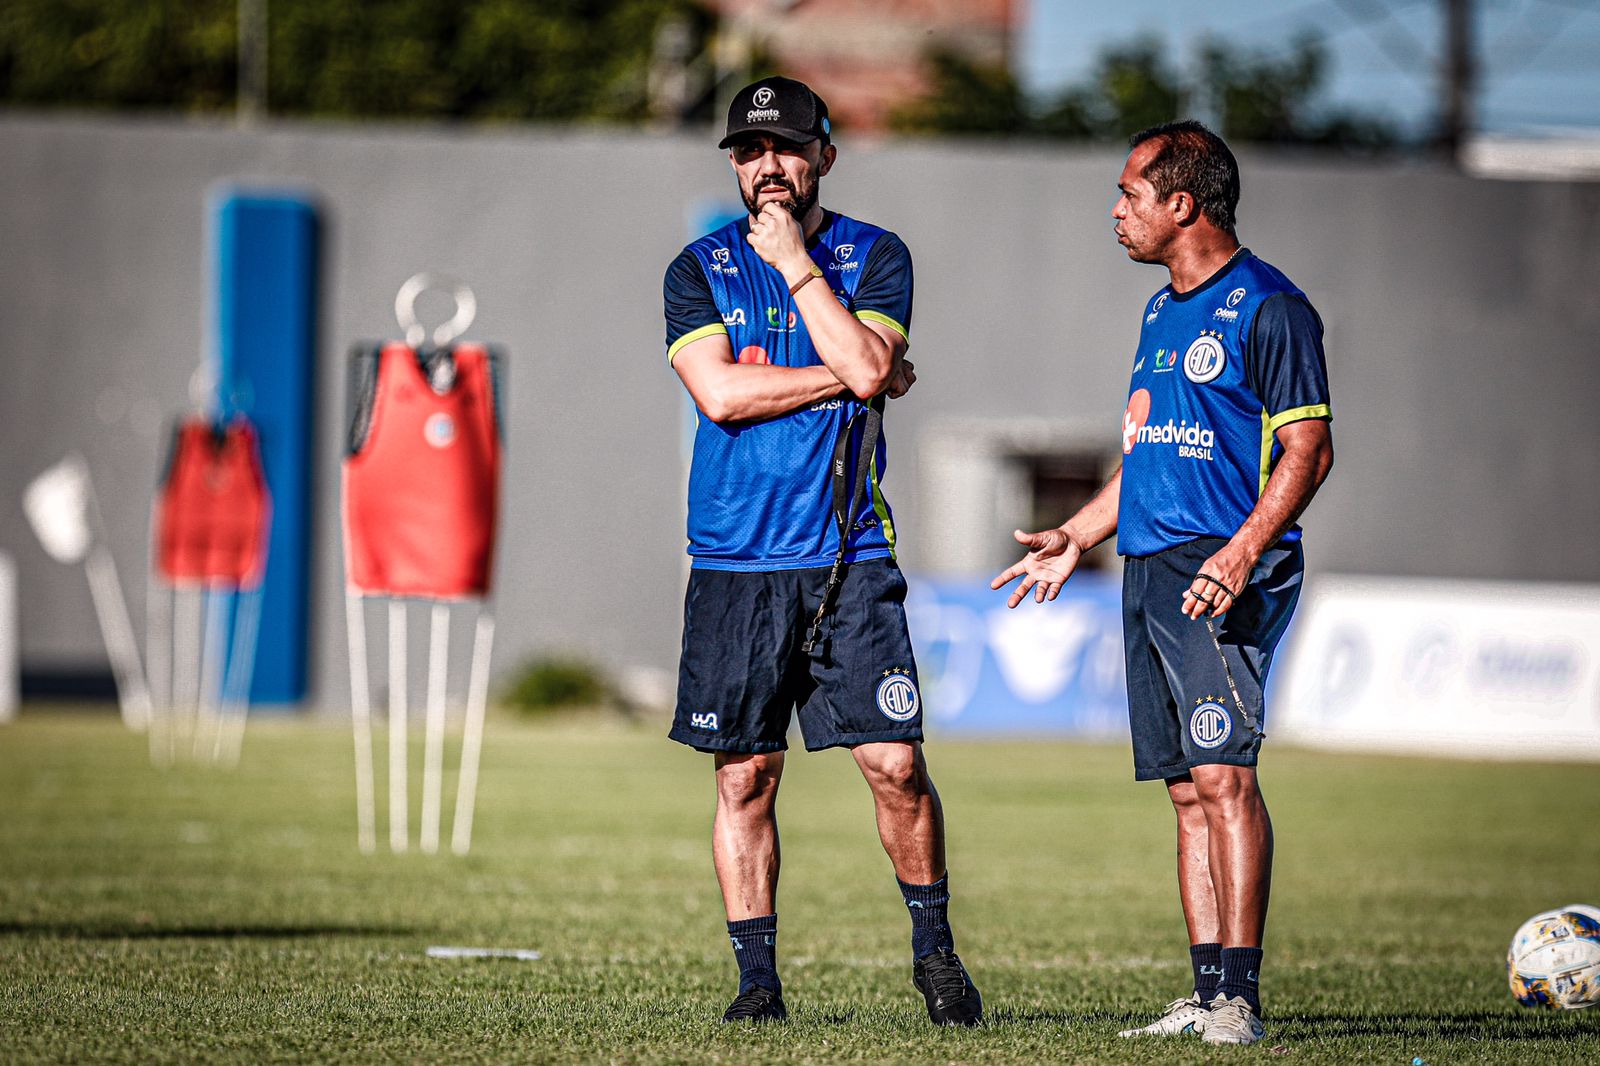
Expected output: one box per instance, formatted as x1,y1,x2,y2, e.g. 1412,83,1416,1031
1189,698,1232,749
876,669,920,722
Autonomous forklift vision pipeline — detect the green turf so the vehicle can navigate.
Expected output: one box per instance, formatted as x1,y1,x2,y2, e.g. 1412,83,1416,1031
1,711,1597,1063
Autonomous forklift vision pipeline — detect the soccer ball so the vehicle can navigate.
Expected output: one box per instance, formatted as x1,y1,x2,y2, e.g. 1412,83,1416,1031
1506,906,1600,1009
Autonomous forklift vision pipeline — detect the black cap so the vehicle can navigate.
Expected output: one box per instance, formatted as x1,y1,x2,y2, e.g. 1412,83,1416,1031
718,77,831,149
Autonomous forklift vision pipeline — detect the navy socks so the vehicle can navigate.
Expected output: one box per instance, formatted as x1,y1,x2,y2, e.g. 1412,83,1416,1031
1218,946,1264,1012
728,914,779,993
1190,942,1224,1002
898,874,955,959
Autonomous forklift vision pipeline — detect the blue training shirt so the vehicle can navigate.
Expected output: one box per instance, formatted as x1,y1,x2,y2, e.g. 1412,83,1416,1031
664,211,912,571
1118,249,1332,558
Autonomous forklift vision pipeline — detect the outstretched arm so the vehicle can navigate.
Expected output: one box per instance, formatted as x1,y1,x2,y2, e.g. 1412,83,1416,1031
992,465,1122,608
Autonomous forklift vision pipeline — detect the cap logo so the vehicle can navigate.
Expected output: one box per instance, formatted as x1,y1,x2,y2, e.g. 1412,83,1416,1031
753,86,774,107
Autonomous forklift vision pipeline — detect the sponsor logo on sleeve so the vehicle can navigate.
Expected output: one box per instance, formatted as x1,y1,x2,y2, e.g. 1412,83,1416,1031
1122,389,1150,455
876,670,921,722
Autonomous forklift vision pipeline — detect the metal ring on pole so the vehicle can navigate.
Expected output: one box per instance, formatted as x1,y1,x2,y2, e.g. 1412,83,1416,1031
395,273,477,351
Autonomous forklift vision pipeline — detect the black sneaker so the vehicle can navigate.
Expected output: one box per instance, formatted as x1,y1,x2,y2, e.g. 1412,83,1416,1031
721,985,787,1023
913,949,983,1027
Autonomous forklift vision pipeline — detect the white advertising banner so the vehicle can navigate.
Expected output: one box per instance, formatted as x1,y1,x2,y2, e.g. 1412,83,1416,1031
1273,576,1600,761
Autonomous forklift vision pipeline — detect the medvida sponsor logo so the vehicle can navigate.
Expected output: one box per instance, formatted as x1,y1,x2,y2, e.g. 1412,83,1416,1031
690,711,719,731
1139,418,1217,459
876,670,920,722
722,308,746,327
1146,293,1169,323
1121,388,1218,459
1189,699,1232,749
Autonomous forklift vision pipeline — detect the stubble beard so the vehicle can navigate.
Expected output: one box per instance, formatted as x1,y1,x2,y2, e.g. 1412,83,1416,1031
742,174,819,221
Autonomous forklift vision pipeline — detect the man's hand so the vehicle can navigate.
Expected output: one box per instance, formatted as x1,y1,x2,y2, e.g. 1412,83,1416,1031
1182,543,1257,619
746,203,811,281
991,528,1083,608
886,357,916,399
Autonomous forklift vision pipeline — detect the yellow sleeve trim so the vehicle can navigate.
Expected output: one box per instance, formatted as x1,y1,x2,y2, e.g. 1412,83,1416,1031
1267,404,1332,433
854,309,909,341
666,323,727,365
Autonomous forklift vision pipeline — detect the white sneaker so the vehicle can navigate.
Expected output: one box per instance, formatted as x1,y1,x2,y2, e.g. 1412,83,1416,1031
1117,994,1209,1037
1201,994,1265,1045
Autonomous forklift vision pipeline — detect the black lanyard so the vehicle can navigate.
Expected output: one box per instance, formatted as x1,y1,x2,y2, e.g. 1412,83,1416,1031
801,396,885,654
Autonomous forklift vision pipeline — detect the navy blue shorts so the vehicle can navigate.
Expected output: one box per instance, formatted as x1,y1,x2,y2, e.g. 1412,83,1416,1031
1122,537,1303,781
669,557,924,754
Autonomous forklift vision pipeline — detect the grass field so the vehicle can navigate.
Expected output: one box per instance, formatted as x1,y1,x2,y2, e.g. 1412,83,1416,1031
1,711,1597,1064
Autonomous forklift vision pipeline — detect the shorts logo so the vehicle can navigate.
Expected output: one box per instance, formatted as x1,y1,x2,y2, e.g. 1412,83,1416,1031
1189,700,1232,749
690,711,719,731
1183,331,1227,384
876,671,920,722
424,412,456,448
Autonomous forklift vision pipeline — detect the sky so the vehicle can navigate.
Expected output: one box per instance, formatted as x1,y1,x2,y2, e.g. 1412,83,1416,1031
1020,0,1600,137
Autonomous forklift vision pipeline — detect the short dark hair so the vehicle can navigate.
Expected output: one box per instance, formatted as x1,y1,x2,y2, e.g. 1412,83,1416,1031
1128,121,1239,233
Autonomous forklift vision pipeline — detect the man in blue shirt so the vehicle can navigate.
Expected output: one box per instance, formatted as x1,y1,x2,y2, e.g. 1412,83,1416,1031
664,77,982,1027
994,121,1334,1046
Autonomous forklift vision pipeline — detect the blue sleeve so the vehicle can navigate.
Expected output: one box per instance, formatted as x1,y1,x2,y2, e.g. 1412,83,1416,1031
1247,292,1332,430
664,249,725,361
852,232,913,339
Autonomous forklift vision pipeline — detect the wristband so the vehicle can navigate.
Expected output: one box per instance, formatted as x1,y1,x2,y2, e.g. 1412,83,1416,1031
788,263,824,295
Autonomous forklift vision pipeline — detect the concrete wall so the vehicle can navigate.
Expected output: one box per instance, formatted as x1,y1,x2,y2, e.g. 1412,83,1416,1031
4,114,1598,707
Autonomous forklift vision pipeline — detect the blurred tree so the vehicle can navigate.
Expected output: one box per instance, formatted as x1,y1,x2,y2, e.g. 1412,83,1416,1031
888,49,1029,136
1035,37,1182,140
1200,33,1396,150
893,32,1397,151
0,0,709,122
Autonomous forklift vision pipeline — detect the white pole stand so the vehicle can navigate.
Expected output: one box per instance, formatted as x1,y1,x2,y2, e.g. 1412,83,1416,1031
451,608,496,856
344,592,377,854
420,602,451,854
388,599,409,852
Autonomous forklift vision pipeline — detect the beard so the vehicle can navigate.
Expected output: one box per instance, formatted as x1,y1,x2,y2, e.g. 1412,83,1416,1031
742,173,819,220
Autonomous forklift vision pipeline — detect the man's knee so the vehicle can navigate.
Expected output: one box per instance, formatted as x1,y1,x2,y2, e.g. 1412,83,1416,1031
715,752,783,811
1190,765,1263,813
855,741,928,798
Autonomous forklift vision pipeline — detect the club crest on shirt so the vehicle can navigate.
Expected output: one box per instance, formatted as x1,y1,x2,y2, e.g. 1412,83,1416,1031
1183,331,1227,384
876,670,920,722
